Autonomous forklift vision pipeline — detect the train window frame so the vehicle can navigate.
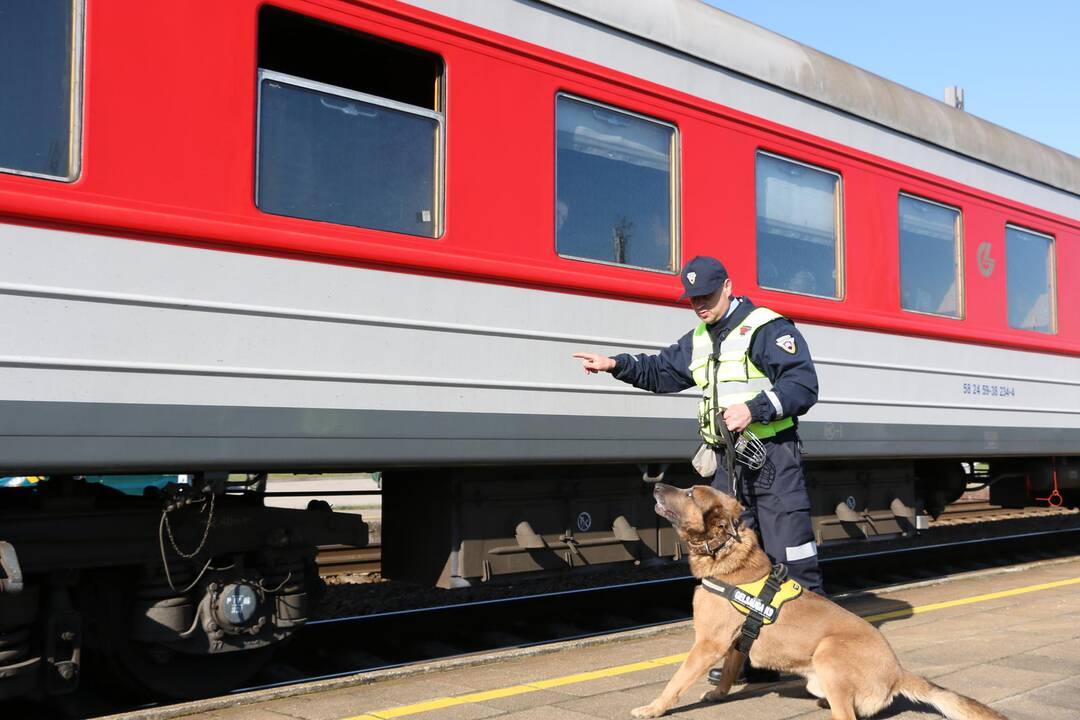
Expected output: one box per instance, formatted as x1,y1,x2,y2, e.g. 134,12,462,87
254,8,446,240
754,150,845,301
897,192,965,320
0,0,85,182
553,92,681,275
255,69,445,238
1005,223,1057,334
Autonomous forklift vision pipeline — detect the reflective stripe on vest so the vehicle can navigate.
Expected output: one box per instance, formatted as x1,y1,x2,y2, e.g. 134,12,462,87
690,307,794,445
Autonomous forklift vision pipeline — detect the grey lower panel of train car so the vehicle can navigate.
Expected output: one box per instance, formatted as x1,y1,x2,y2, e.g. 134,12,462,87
3,225,1077,456
1,400,1079,473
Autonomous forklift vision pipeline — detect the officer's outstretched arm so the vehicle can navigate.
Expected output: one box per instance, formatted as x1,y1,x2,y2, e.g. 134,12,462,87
608,332,696,394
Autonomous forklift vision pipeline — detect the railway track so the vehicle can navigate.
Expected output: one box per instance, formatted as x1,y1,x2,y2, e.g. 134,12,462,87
316,543,382,576
932,501,1077,525
311,503,1078,580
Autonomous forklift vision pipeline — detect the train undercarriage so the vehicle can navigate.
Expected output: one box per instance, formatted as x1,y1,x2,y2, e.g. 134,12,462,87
1,456,1076,702
381,456,1080,588
0,475,367,701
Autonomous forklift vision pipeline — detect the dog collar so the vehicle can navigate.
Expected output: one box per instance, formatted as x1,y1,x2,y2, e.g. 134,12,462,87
686,520,741,556
686,534,734,556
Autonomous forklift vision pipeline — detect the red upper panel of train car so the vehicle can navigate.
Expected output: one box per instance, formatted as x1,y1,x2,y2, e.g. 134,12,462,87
0,0,1076,355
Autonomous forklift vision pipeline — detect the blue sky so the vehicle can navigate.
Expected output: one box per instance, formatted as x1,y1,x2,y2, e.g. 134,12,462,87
701,1,1080,158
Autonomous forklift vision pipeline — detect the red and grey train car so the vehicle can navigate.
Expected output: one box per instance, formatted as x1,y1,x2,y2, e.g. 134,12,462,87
0,0,1077,700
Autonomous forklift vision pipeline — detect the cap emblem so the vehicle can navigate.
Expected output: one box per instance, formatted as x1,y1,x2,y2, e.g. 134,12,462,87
686,271,697,285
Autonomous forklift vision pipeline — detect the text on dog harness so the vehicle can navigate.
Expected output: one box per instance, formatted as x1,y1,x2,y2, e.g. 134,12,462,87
700,563,802,655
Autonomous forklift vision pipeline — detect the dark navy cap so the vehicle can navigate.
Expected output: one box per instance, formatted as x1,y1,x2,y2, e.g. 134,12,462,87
678,256,729,299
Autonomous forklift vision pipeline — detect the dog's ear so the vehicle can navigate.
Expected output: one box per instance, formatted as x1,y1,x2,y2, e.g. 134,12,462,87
708,490,744,527
700,488,733,532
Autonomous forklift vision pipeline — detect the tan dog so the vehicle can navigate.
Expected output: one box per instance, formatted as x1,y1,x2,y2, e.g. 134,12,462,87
632,483,1007,720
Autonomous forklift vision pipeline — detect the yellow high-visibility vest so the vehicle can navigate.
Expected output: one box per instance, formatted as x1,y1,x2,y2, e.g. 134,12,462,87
689,307,794,447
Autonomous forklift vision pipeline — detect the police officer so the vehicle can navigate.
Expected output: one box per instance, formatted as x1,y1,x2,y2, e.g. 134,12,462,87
573,256,823,595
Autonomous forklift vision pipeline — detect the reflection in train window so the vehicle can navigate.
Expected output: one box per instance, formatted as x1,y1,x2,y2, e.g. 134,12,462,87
555,94,678,272
899,194,963,318
756,152,843,299
0,0,83,181
256,7,444,237
1006,225,1056,333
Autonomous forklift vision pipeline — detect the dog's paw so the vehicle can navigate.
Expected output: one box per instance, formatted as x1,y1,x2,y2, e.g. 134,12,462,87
631,703,665,718
700,687,728,703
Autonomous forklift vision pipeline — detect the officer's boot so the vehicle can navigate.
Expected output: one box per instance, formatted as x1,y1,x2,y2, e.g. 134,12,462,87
707,663,780,686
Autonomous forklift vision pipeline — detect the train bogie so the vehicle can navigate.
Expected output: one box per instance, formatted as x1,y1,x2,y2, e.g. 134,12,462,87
0,475,367,699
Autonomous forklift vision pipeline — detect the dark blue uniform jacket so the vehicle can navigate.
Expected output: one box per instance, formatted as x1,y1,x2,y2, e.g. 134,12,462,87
610,298,818,425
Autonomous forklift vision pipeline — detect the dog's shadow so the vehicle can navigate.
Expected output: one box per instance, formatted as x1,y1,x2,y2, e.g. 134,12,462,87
673,676,939,718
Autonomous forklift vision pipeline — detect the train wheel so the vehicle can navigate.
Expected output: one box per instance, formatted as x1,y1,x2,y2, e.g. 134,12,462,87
85,572,273,701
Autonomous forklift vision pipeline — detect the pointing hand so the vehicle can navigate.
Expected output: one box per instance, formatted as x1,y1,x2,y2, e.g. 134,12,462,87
572,352,616,375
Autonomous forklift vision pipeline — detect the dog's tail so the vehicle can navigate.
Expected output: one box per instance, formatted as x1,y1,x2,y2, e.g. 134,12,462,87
896,672,1007,720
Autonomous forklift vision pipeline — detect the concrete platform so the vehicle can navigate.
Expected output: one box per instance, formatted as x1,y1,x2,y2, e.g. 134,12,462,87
142,557,1080,720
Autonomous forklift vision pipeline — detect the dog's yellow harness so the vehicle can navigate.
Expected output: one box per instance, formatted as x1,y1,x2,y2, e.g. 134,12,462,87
701,563,803,652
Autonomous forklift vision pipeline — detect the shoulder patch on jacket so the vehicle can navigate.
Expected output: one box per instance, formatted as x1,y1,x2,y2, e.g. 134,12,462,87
775,334,797,354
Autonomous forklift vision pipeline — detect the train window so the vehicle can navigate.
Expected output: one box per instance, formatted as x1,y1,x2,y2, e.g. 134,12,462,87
555,94,678,272
0,0,83,181
755,152,843,299
1006,225,1057,333
256,7,444,237
898,194,963,318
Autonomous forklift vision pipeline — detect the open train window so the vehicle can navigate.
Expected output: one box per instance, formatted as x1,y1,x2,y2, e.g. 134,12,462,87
256,7,444,237
0,0,83,181
755,152,843,299
1006,225,1056,334
555,94,679,273
898,194,963,318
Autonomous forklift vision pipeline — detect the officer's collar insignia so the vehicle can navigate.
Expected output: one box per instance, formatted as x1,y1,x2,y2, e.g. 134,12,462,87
775,334,796,354
739,325,752,336
687,271,697,285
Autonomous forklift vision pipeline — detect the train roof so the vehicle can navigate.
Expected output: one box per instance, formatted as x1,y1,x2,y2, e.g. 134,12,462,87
538,0,1080,198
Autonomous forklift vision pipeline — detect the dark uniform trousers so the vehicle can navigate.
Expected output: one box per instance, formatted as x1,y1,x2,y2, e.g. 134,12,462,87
711,430,824,594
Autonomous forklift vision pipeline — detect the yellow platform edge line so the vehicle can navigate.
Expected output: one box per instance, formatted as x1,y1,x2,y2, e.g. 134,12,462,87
862,575,1080,622
345,574,1080,720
